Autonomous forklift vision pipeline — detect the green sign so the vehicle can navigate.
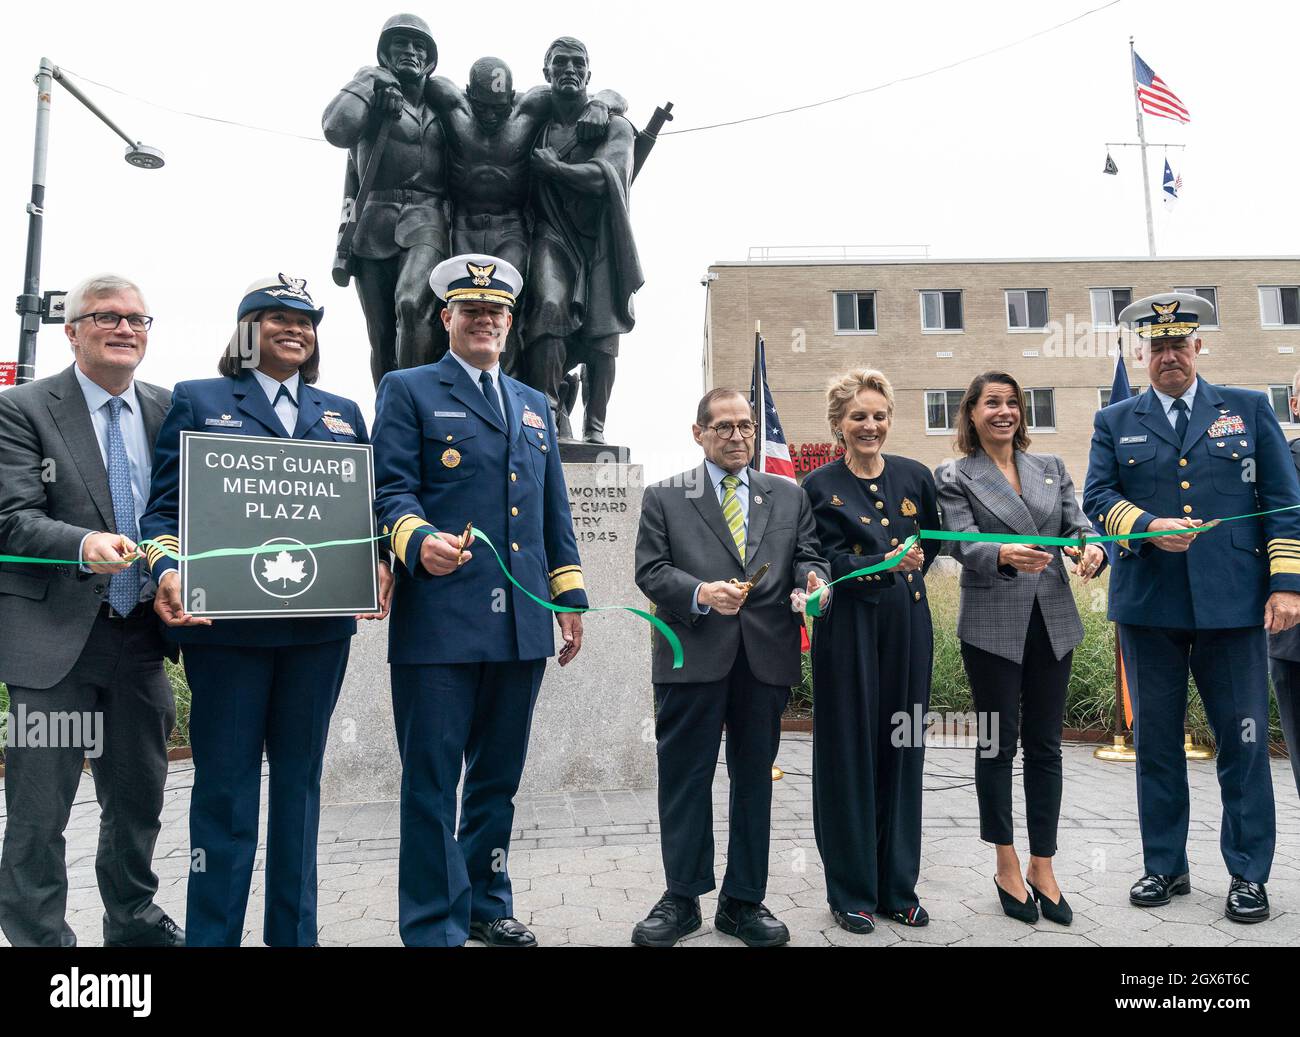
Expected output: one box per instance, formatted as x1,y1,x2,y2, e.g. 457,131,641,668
179,432,378,619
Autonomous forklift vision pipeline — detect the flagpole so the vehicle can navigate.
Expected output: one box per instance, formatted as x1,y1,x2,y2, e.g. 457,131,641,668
1130,36,1157,257
752,321,765,472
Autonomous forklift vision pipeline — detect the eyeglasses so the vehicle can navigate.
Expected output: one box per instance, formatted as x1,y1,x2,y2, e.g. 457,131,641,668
71,312,154,332
708,421,757,440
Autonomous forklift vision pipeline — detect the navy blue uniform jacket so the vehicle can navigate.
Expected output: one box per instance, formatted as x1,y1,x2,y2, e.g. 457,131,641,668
371,353,587,665
1082,378,1300,629
140,371,367,646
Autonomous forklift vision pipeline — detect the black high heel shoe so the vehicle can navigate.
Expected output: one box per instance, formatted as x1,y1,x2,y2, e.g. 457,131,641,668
994,876,1038,924
1027,881,1073,926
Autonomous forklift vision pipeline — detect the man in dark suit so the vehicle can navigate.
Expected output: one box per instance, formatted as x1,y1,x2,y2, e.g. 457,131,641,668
631,389,829,947
1083,292,1300,925
0,274,183,947
1267,369,1300,799
372,254,587,947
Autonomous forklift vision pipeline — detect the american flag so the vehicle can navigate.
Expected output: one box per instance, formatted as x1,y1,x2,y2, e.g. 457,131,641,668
1134,52,1190,123
749,332,796,482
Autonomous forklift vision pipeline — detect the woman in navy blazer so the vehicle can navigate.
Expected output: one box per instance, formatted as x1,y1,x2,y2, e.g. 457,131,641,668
140,275,392,946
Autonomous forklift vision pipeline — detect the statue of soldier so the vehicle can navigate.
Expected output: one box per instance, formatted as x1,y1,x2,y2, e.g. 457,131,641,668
323,14,449,385
524,37,643,444
423,57,625,379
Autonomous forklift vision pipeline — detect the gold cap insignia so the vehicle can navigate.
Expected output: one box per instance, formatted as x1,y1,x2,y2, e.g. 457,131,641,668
468,262,496,288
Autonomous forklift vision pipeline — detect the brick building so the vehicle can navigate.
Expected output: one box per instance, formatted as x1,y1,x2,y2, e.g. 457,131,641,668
704,255,1300,483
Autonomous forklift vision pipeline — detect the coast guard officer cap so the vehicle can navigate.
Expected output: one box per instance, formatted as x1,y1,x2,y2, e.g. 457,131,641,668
237,273,324,325
429,254,522,308
1119,291,1215,340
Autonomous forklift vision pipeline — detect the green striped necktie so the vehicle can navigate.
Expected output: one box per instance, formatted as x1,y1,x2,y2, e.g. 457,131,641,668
722,473,746,561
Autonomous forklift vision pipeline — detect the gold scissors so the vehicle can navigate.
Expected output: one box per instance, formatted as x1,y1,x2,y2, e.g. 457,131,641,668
730,562,771,594
455,521,474,566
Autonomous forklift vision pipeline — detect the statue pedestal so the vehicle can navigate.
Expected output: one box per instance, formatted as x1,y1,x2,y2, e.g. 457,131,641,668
320,461,656,804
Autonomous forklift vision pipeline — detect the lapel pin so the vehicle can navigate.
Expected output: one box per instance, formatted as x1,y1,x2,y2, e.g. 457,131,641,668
753,495,762,505
1046,478,1054,485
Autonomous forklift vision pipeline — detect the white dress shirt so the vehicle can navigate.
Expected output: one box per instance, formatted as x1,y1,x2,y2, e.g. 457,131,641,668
449,349,506,421
252,368,301,435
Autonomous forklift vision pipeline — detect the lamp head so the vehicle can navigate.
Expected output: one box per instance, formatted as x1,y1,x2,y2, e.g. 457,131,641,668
124,143,164,169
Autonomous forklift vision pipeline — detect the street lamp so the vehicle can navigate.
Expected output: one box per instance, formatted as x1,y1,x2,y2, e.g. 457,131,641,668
14,58,164,385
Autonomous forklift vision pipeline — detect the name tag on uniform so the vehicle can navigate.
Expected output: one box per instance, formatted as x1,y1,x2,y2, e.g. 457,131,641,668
322,415,356,437
522,408,546,430
434,411,466,419
205,417,242,428
1120,435,1147,444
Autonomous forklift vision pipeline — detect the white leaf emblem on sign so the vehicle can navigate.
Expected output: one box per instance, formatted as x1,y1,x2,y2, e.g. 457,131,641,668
262,550,308,588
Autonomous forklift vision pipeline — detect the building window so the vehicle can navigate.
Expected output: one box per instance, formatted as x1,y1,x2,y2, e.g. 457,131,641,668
925,389,964,431
1270,385,1297,425
1261,286,1300,328
1006,289,1049,330
1090,287,1132,329
1173,286,1219,328
920,291,963,332
833,291,877,334
1024,388,1056,430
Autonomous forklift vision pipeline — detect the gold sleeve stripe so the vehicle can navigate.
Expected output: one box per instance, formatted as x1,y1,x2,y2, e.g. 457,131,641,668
1272,558,1300,577
390,514,428,562
1104,501,1142,549
145,535,180,568
549,570,586,597
548,565,582,578
1268,539,1300,552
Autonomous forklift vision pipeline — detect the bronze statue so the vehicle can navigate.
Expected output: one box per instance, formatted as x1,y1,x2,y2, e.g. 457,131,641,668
524,37,644,444
323,13,450,384
423,57,624,378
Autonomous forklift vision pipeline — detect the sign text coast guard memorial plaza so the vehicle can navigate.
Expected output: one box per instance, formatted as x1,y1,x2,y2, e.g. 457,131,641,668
179,432,378,618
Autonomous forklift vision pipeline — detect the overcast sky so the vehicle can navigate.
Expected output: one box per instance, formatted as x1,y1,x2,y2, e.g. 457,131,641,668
3,0,1296,481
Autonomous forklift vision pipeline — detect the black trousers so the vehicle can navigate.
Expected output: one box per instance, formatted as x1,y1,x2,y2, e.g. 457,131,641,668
1269,657,1300,799
961,601,1072,857
0,612,174,947
653,643,788,903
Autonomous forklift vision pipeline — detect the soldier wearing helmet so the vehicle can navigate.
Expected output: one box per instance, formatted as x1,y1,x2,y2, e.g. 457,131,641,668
323,14,450,385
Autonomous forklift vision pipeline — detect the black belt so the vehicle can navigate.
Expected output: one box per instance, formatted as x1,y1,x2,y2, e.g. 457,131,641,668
99,600,152,621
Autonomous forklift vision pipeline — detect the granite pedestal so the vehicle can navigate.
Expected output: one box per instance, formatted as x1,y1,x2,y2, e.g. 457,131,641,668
320,461,656,804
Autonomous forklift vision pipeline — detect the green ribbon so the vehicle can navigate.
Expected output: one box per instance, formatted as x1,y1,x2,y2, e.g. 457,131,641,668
453,526,684,670
804,501,1300,619
1,528,685,670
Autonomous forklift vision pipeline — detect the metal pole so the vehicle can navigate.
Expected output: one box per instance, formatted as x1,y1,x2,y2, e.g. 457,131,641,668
50,67,138,149
16,58,53,385
1130,37,1157,257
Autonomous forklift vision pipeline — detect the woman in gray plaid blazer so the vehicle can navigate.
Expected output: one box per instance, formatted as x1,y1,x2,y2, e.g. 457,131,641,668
934,371,1105,928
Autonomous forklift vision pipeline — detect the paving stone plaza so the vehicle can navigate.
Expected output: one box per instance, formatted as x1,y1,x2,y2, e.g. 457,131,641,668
4,734,1298,948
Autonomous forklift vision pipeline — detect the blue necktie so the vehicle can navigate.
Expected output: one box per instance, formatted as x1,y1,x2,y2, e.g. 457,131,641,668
274,384,296,434
479,370,504,427
1172,397,1190,445
105,397,140,616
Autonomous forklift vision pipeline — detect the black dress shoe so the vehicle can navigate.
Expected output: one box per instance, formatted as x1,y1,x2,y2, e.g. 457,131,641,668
714,893,789,947
1027,881,1073,926
104,913,185,948
831,910,876,934
886,905,929,927
1225,876,1269,924
1129,872,1191,907
468,916,537,947
631,892,701,947
994,877,1038,924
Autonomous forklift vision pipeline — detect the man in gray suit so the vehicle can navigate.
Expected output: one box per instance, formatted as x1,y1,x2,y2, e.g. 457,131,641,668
631,388,829,947
1268,368,1300,799
0,274,183,947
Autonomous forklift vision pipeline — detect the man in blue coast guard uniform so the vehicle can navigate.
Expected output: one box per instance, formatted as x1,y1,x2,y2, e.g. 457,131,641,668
372,253,588,947
1083,291,1300,924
